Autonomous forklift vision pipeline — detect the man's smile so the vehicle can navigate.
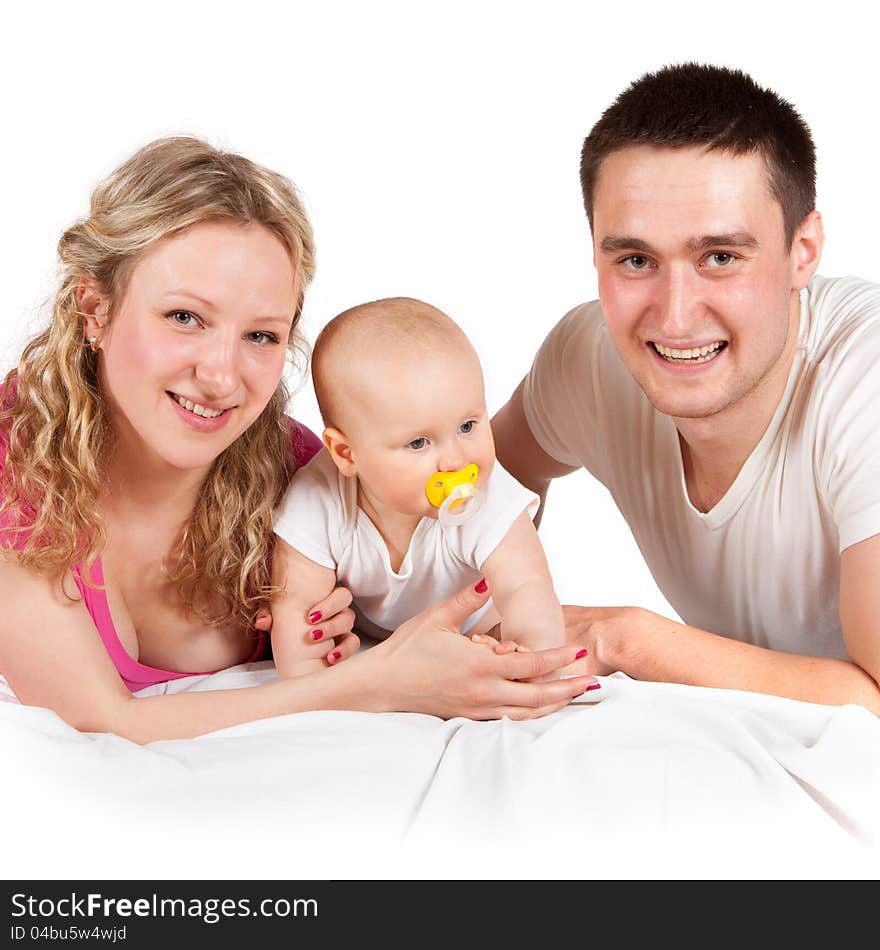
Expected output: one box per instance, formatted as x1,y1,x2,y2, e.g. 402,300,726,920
649,340,728,364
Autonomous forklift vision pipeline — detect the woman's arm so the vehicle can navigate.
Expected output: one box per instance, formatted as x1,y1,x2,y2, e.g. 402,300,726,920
1,562,595,743
0,555,375,742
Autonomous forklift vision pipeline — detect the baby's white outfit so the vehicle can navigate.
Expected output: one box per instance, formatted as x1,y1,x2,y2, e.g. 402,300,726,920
274,450,539,640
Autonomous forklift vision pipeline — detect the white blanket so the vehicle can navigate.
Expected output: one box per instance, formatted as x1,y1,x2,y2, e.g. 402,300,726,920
2,665,879,880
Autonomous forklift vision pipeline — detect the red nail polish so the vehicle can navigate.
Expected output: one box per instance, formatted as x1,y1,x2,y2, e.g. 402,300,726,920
586,683,601,691
311,629,323,641
475,578,488,594
308,611,322,624
575,648,588,660
331,651,342,662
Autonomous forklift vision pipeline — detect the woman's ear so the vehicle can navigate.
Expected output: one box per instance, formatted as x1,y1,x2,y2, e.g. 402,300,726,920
77,276,110,346
322,427,358,477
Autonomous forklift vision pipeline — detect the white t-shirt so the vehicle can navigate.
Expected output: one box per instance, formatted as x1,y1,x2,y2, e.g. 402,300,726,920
522,275,880,660
274,450,539,640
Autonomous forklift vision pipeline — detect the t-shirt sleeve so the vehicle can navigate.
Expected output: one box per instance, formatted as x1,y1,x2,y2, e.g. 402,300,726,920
273,449,341,570
813,307,880,553
521,301,617,485
455,462,540,569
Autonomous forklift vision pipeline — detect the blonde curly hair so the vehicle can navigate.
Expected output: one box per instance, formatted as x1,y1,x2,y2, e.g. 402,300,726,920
0,136,316,630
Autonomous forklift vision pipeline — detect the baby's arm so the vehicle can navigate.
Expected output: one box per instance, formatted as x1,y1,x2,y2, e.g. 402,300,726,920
479,509,565,653
271,536,339,679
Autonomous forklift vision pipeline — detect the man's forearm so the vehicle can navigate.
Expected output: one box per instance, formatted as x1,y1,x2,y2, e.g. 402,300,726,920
581,606,880,714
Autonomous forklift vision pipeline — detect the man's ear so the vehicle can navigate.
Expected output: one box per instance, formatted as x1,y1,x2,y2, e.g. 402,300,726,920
77,276,111,345
790,211,824,291
322,427,358,477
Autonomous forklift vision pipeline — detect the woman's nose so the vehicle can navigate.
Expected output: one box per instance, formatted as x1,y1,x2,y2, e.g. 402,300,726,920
193,336,240,398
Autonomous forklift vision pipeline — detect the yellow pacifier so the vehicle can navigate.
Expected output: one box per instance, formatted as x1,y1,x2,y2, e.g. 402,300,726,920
426,464,482,528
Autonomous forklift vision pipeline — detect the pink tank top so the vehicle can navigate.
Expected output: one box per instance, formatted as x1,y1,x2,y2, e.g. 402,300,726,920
2,415,322,692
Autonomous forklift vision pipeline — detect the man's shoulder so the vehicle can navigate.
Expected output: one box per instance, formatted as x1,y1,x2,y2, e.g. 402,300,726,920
539,298,615,363
554,298,606,332
793,276,880,450
805,275,880,361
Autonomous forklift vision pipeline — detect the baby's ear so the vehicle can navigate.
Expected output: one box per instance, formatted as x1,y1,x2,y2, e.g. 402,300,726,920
322,427,357,477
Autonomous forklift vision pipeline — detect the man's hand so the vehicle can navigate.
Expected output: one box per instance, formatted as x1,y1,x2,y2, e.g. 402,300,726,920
562,604,672,677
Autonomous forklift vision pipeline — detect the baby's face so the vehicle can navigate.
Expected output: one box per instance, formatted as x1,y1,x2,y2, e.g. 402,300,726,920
346,345,495,520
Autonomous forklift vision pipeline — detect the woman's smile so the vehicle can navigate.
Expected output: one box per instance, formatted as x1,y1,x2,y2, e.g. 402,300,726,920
166,391,235,432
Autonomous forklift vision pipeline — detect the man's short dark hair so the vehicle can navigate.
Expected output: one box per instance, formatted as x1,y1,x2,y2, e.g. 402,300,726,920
580,63,816,245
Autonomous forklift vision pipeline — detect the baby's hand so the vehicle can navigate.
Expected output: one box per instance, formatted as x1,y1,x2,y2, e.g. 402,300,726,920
474,632,584,683
469,633,593,690
470,633,530,656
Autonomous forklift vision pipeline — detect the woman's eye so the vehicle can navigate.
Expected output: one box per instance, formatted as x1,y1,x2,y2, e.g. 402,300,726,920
459,420,475,434
407,437,428,451
168,310,199,327
247,331,280,345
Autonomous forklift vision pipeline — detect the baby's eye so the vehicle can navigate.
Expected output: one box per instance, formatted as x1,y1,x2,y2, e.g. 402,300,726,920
458,420,475,434
168,310,200,327
407,437,428,451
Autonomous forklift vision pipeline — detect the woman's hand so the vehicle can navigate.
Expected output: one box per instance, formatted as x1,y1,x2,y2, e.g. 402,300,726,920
255,586,360,666
369,581,598,720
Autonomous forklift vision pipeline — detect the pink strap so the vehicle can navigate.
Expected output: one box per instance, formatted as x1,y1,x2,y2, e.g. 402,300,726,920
72,557,267,692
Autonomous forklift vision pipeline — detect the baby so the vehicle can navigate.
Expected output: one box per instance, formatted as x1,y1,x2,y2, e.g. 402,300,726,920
270,297,565,677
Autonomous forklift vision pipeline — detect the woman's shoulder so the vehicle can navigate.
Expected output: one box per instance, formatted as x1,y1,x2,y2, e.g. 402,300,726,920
285,418,323,469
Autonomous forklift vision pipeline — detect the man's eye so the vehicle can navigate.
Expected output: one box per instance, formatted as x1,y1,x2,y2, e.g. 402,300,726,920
624,255,651,270
706,252,735,268
459,420,475,434
407,437,428,450
247,331,280,345
168,310,199,327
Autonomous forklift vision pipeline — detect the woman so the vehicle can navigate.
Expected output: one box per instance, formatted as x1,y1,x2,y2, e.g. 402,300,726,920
0,137,591,743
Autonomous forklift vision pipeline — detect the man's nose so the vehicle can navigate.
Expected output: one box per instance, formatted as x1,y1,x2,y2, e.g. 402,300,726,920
655,266,701,339
194,334,240,398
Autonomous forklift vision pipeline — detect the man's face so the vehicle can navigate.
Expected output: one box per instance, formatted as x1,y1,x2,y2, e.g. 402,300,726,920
592,145,801,423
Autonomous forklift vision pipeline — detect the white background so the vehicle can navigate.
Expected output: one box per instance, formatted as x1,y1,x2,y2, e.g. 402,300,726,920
2,5,877,646
3,0,880,886
0,0,880,616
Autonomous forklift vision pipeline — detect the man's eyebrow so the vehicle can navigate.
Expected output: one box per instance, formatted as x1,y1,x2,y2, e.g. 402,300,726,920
598,233,760,255
685,232,759,252
598,236,654,254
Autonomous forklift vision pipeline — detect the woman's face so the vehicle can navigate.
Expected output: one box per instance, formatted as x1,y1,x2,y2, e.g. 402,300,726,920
87,220,297,476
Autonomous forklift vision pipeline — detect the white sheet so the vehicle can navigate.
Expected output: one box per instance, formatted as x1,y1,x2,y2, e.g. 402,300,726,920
2,664,878,879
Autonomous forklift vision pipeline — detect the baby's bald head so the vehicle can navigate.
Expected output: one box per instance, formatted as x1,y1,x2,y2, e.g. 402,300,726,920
312,297,481,435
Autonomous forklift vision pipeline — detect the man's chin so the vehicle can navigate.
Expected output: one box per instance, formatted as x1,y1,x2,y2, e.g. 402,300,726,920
637,383,736,422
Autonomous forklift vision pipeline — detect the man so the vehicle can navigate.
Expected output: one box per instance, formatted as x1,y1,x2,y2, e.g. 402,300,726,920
493,63,880,712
